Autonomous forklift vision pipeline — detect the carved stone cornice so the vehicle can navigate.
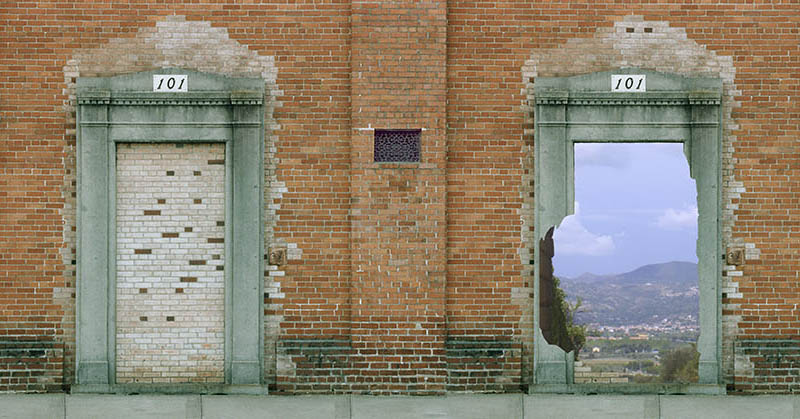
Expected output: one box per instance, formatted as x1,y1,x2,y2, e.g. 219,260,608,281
76,91,263,106
535,93,720,106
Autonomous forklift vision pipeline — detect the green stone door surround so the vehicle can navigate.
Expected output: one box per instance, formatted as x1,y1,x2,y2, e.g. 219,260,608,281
75,69,266,393
533,69,723,393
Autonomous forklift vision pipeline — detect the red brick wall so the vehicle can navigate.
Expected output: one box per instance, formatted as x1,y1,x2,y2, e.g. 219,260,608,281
347,0,448,394
446,1,534,391
1,0,799,394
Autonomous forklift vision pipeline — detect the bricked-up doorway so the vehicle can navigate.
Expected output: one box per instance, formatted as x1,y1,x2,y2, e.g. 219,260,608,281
75,70,266,393
532,69,723,393
115,143,226,384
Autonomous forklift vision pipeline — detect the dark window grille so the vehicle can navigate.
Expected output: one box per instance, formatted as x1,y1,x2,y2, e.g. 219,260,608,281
374,129,421,162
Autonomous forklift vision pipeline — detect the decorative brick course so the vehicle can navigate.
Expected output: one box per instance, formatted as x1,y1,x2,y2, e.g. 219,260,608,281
276,339,351,393
446,340,521,392
734,339,800,393
0,339,63,393
115,143,225,384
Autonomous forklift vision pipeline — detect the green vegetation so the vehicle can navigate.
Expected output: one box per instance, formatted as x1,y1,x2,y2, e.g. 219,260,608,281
580,332,697,358
561,261,701,383
550,277,587,356
659,345,699,383
582,343,699,383
625,359,659,375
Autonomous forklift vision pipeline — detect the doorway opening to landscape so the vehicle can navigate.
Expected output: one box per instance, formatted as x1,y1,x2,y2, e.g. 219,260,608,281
532,69,723,393
552,142,700,386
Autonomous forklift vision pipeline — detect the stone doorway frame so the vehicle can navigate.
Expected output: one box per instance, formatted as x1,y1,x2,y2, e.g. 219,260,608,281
75,69,266,393
532,69,724,394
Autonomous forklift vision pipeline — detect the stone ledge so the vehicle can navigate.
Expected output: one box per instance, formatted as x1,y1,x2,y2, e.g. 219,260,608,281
2,393,798,419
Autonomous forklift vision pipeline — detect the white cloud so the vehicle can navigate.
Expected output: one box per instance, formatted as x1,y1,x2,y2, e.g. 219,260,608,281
553,203,616,256
574,143,630,169
655,205,698,230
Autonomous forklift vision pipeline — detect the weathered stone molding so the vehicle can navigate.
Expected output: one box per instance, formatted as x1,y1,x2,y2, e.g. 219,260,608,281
531,68,724,393
74,69,266,393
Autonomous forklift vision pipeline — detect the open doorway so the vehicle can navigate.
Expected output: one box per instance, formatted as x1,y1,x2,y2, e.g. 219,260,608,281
531,69,723,392
552,142,699,385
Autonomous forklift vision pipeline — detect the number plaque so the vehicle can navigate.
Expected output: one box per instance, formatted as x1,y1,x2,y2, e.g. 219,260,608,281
611,75,646,92
153,75,188,92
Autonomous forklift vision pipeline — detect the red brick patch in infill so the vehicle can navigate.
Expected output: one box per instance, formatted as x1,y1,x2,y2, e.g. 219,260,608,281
134,249,152,255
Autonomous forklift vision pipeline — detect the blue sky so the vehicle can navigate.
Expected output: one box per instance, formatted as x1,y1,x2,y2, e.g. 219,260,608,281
552,142,698,278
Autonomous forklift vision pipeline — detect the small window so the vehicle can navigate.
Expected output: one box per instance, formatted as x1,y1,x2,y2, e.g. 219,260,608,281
374,129,421,162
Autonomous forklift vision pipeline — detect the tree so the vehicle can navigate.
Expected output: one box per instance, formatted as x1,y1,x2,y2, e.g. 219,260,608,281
659,345,699,383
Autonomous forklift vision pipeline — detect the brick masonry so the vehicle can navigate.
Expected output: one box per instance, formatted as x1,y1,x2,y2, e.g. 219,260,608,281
734,339,800,393
116,143,226,384
0,1,798,394
0,339,63,392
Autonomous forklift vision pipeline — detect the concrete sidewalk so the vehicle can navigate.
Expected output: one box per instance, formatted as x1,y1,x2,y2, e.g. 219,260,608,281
1,393,799,419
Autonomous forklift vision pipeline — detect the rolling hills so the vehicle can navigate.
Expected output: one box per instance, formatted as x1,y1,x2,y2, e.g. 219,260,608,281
558,261,699,327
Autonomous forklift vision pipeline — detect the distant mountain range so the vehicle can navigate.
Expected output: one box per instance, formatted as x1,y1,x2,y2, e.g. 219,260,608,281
558,261,699,327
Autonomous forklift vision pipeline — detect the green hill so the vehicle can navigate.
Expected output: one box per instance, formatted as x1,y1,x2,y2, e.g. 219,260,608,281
558,261,698,327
